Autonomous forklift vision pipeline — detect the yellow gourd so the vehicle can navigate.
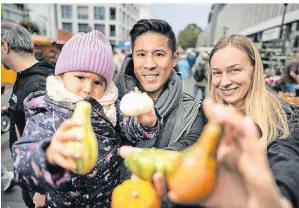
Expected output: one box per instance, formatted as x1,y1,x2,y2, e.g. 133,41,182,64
65,100,98,174
120,87,154,116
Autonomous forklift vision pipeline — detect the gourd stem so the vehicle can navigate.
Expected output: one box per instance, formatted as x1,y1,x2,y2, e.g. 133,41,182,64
132,191,139,198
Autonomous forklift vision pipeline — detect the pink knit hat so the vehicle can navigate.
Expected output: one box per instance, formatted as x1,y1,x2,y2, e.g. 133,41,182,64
55,30,114,84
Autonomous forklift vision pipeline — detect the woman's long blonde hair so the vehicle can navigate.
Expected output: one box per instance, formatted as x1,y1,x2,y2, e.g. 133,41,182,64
208,34,290,145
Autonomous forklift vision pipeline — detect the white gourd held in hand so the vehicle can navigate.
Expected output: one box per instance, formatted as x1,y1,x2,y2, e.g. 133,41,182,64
120,87,154,116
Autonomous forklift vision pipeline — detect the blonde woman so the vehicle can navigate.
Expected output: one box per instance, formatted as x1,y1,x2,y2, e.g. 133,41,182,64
208,34,299,145
207,34,299,207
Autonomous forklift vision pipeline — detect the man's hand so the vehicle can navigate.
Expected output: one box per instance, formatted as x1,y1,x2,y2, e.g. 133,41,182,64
45,119,83,171
136,108,157,127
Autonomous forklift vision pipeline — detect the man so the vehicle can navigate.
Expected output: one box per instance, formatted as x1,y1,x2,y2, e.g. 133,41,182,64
281,52,299,95
192,52,209,100
1,21,55,208
115,19,206,181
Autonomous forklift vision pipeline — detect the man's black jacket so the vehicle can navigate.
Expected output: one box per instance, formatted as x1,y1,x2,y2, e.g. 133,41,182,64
8,59,55,151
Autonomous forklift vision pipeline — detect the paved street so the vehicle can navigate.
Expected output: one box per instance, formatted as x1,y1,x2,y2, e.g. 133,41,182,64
0,77,200,207
1,84,27,208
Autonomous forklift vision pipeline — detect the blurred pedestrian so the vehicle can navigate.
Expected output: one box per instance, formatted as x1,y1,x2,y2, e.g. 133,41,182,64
187,49,197,69
177,53,191,80
1,20,55,208
280,52,299,95
192,52,209,100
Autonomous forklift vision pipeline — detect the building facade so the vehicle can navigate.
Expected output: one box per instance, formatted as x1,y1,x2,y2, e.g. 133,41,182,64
2,4,30,23
27,4,57,39
2,3,141,46
56,3,140,46
198,4,299,54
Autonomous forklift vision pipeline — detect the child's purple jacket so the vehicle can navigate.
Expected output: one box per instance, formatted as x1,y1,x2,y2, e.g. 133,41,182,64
12,91,162,208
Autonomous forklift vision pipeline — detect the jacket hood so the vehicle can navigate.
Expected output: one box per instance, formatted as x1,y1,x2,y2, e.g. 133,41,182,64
18,59,55,78
114,54,138,99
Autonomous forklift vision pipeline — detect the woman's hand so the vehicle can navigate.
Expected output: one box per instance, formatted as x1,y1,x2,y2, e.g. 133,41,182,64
45,119,82,171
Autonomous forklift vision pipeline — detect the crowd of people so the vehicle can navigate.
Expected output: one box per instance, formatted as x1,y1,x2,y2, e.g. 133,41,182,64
1,18,299,208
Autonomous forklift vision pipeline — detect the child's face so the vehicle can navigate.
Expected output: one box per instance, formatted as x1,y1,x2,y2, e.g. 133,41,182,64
58,71,107,100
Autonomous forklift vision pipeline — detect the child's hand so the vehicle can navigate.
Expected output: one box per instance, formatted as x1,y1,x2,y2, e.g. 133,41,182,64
45,119,82,171
136,108,157,127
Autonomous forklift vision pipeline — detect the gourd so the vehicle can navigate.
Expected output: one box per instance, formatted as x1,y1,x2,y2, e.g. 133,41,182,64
65,100,98,174
120,87,154,116
167,122,222,202
124,148,182,181
111,178,160,208
123,122,222,203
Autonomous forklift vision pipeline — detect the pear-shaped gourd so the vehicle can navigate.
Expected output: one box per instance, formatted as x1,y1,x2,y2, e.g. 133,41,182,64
166,122,222,202
65,100,98,174
125,148,182,181
124,122,222,203
112,178,160,208
120,87,154,116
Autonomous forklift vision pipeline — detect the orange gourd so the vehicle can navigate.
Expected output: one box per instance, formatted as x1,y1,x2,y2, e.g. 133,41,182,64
167,122,222,202
111,178,160,208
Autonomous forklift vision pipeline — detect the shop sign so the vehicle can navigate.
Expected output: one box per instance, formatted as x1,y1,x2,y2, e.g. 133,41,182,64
262,27,280,42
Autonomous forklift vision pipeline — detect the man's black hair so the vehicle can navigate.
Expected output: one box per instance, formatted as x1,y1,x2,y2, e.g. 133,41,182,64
129,19,177,54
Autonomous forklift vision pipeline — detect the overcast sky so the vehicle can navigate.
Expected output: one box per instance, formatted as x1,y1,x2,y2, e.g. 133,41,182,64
151,4,212,36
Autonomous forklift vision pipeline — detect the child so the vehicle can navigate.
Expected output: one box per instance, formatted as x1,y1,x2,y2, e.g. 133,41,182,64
12,30,161,208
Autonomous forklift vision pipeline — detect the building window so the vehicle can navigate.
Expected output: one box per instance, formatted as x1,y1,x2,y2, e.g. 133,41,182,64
94,7,105,20
110,25,115,37
62,23,72,32
78,6,88,19
78,24,89,33
61,5,72,19
110,7,116,20
95,24,105,34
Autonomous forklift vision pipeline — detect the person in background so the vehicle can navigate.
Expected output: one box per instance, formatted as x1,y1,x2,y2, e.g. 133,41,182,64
176,53,191,80
280,52,299,95
1,20,55,208
187,49,197,70
192,52,209,100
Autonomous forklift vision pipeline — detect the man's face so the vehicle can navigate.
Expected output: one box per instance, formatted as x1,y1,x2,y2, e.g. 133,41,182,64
132,32,178,96
1,41,11,69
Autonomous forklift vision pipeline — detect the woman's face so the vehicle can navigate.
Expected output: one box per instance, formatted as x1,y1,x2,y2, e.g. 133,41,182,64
210,46,254,109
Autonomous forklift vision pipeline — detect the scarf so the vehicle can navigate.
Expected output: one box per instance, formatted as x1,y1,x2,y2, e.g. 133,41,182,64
46,75,118,126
